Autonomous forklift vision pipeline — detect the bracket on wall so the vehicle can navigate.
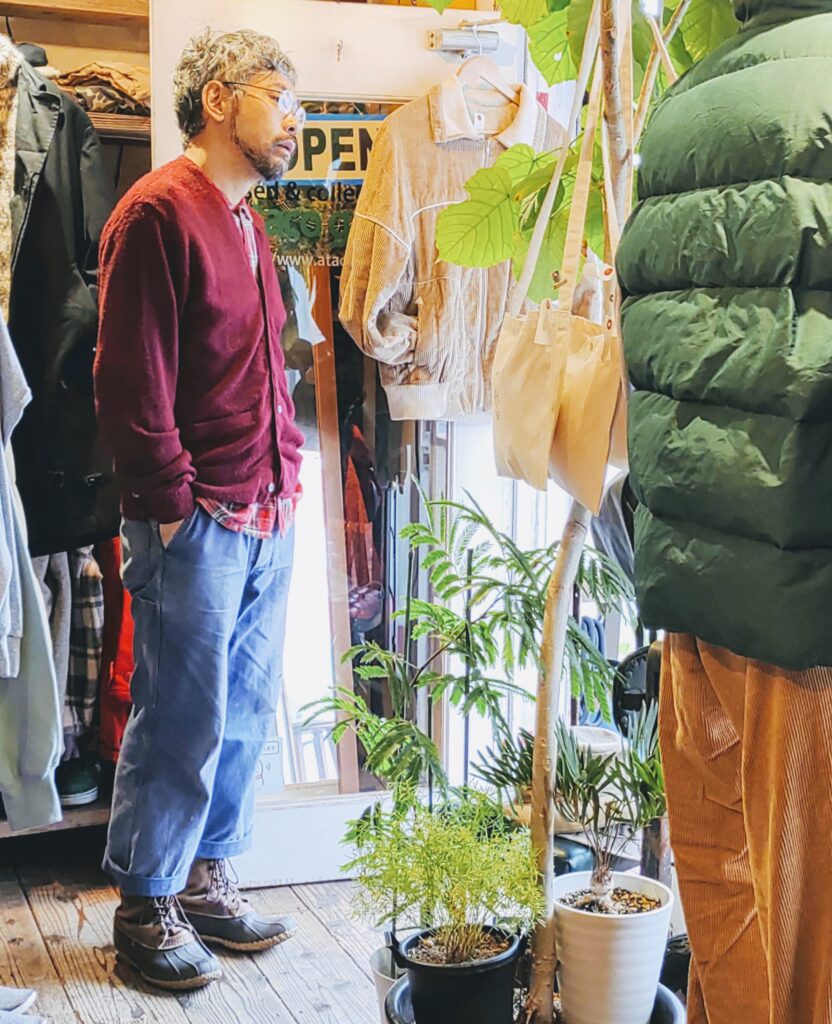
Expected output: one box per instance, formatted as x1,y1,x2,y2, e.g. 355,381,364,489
427,26,501,57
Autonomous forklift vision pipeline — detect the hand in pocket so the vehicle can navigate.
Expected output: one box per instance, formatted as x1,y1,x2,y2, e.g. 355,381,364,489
159,518,185,548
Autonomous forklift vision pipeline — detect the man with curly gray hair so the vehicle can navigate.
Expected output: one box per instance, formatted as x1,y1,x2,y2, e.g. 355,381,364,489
93,29,306,991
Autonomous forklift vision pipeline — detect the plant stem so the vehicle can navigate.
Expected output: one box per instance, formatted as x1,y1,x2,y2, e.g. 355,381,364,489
526,502,592,1024
634,0,692,142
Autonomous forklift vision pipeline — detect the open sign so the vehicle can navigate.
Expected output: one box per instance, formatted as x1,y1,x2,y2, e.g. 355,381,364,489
285,115,385,184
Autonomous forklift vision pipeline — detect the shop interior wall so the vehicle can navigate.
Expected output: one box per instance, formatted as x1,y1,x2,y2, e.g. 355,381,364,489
151,0,527,164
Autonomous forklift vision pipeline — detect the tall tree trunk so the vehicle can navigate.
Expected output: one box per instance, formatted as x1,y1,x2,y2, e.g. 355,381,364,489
525,503,591,1023
525,5,630,1021
601,0,630,230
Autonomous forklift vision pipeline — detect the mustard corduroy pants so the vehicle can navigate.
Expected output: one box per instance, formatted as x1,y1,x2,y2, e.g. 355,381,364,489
660,633,832,1023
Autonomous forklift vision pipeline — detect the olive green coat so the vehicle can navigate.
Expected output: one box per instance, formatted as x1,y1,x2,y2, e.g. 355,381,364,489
617,0,832,669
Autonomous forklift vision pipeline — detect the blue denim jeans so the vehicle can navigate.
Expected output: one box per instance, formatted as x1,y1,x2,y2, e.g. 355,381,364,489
103,507,294,896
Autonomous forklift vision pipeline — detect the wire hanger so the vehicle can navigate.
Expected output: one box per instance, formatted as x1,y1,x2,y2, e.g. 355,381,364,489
456,23,519,106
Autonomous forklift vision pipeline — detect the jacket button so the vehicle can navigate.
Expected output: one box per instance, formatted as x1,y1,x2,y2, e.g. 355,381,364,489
267,483,276,494
277,405,283,415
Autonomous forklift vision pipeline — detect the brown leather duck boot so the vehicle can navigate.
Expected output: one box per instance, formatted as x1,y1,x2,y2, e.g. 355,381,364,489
179,858,297,952
114,894,222,991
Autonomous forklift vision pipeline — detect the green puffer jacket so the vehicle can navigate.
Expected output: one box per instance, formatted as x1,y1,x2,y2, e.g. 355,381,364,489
617,0,832,670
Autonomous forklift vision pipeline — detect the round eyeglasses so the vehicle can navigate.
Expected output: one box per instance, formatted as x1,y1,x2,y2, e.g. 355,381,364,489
222,81,307,129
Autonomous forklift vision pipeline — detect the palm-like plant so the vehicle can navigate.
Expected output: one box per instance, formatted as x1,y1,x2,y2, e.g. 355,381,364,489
305,495,633,795
554,704,664,909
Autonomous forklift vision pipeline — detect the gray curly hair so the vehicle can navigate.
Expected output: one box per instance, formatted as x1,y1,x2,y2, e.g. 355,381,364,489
173,29,297,144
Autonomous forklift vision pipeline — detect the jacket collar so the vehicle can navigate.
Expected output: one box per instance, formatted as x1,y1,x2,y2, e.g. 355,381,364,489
429,76,543,149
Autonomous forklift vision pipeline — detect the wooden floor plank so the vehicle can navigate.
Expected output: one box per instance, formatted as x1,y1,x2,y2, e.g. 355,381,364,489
245,885,378,1024
292,881,384,979
17,863,192,1024
172,944,298,1024
6,857,380,1024
0,867,81,1024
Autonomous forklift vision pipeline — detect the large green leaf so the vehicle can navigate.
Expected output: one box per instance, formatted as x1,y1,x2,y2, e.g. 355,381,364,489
436,164,518,267
500,0,549,26
500,144,555,189
680,0,738,61
528,9,577,85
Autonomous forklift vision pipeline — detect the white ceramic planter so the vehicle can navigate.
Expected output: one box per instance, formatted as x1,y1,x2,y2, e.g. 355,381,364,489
553,871,673,1024
371,946,404,1024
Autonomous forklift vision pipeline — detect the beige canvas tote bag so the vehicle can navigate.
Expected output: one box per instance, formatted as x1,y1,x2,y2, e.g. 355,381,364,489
493,66,621,513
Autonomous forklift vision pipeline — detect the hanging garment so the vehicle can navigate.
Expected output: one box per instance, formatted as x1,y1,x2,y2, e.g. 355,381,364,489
344,425,383,632
6,43,120,556
0,313,61,831
96,537,133,764
0,313,28,679
617,1,832,669
30,552,71,741
66,547,104,742
56,62,151,117
340,78,564,421
0,41,19,321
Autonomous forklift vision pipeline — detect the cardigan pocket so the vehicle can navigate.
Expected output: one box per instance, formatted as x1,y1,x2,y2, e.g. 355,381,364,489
182,408,258,464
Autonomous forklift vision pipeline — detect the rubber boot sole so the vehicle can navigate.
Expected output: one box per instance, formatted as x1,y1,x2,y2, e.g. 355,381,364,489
116,949,222,991
201,927,297,953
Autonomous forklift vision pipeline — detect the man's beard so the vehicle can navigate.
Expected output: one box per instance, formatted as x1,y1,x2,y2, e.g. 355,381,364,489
231,115,290,183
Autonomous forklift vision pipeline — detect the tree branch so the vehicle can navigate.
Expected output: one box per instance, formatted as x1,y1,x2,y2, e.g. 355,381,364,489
634,0,693,142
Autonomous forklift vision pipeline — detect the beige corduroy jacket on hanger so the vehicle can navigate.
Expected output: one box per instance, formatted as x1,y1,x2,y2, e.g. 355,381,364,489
339,76,564,422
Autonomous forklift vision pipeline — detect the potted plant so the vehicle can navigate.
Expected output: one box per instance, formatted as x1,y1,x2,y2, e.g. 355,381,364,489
305,496,631,1021
347,789,543,1024
550,720,674,1024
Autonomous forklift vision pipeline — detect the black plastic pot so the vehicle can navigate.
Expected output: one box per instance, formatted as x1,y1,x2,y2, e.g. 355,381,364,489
385,977,685,1024
390,927,523,1024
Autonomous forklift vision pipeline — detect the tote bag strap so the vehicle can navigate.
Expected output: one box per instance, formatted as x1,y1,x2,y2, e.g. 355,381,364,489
510,0,601,317
534,62,604,355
